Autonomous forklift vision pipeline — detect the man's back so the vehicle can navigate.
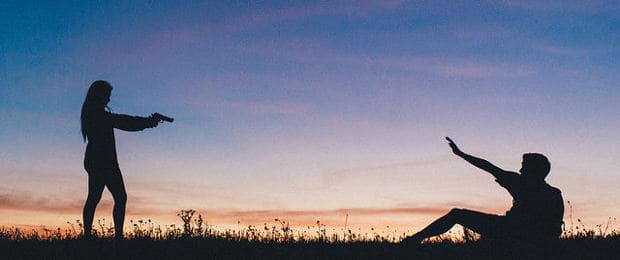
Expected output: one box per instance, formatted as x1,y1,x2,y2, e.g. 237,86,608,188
497,174,564,239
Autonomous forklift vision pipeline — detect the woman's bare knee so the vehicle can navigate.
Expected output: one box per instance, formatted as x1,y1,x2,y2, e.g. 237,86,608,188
85,193,102,206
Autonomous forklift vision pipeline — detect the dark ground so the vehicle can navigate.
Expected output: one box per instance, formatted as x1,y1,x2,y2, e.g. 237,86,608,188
3,237,620,260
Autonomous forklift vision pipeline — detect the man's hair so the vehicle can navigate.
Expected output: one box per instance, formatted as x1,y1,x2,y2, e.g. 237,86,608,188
523,153,551,179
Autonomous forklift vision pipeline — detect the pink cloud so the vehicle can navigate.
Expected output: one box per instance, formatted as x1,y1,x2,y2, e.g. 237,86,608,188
427,61,535,78
0,193,169,216
216,0,407,32
242,38,537,78
213,207,445,219
0,192,450,229
189,206,449,228
452,24,511,42
533,44,584,56
321,158,446,184
500,0,619,13
184,97,313,116
76,1,538,81
76,1,409,68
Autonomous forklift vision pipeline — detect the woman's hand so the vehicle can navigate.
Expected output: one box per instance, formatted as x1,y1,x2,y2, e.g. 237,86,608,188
147,114,160,128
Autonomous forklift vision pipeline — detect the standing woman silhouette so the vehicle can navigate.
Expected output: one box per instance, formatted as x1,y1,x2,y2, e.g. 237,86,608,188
81,80,160,239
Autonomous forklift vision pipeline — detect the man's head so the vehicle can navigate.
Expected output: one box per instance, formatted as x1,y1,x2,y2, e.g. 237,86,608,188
519,153,551,180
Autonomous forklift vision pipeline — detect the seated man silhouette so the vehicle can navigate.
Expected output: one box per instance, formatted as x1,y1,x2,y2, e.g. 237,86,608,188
403,137,564,244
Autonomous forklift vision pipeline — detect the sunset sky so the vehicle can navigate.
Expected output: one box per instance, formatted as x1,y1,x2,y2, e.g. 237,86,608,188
2,1,620,234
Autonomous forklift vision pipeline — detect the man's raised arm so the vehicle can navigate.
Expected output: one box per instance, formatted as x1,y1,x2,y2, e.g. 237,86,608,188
446,137,513,179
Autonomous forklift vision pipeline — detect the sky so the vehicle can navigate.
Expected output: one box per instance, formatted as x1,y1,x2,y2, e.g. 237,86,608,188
1,0,620,235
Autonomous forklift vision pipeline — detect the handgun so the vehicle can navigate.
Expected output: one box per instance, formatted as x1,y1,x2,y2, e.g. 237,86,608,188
152,112,174,123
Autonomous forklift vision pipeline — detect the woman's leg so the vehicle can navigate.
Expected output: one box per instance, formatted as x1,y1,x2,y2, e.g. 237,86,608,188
83,172,105,237
106,169,127,239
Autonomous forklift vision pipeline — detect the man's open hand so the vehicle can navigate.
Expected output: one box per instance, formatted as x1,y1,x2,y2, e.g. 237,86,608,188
446,137,462,155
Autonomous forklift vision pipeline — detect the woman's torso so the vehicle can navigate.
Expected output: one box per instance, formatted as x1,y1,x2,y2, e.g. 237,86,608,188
84,110,119,170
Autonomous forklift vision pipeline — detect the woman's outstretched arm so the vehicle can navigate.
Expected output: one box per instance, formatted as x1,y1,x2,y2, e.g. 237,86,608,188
110,113,159,131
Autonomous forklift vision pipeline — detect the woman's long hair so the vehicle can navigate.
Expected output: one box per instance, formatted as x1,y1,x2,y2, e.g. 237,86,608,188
81,80,112,142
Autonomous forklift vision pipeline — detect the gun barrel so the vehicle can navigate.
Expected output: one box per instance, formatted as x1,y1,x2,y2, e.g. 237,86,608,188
153,112,174,122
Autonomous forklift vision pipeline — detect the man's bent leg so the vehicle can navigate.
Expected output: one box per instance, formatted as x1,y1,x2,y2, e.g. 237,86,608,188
403,208,500,244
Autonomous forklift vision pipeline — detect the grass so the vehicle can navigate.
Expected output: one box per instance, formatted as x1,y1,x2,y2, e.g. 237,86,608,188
2,208,620,259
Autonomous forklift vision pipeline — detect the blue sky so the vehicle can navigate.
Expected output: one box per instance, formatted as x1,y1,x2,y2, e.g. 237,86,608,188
1,0,620,231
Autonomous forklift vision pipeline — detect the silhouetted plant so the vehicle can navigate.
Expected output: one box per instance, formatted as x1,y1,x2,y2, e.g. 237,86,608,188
2,206,618,244
177,209,195,237
193,214,204,237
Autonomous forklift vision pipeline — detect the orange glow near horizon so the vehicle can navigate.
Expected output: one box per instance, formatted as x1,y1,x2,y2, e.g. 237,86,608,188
0,199,578,237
